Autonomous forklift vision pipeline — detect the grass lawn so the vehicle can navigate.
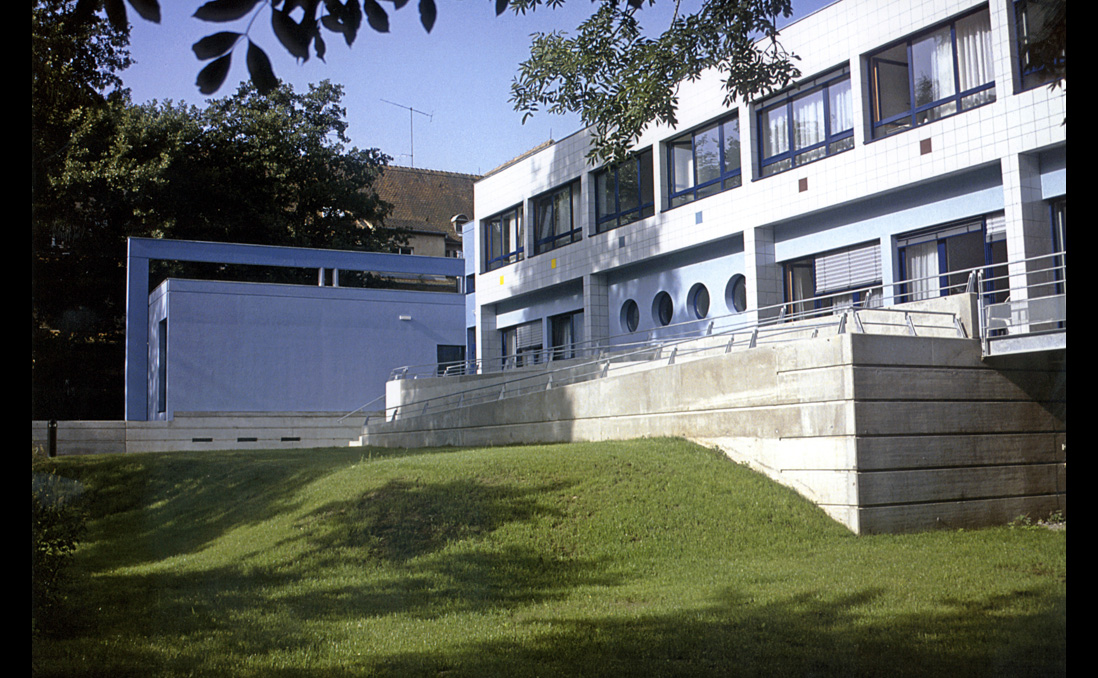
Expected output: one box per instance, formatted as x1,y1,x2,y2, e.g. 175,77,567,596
32,438,1065,677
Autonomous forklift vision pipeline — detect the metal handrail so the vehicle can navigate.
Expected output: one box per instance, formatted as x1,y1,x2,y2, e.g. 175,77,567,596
976,251,1066,354
348,252,1066,424
336,394,385,422
374,294,966,426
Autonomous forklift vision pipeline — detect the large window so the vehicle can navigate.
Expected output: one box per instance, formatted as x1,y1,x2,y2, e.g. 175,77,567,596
549,310,584,360
594,148,654,234
483,205,523,272
501,319,543,369
1015,0,1065,92
784,242,883,317
667,115,741,208
869,7,995,139
758,67,853,177
534,182,582,255
897,215,1008,303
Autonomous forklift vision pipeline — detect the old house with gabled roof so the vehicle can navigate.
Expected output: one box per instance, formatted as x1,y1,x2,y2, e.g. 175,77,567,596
370,166,478,259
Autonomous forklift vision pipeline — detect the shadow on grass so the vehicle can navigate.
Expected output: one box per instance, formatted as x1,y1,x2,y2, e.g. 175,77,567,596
40,575,1063,678
295,477,569,562
56,447,464,570
369,584,1066,678
36,473,627,674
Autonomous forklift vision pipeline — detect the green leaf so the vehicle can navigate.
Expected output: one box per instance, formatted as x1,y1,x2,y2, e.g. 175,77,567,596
246,41,279,94
194,0,263,22
193,32,240,60
418,0,436,33
495,0,508,16
362,0,390,33
196,53,232,94
126,0,161,22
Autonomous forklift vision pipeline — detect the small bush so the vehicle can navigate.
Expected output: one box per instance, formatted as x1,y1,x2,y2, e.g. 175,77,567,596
31,448,88,635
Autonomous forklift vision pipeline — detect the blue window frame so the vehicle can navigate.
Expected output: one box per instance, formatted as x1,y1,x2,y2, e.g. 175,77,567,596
549,309,584,360
1014,0,1065,92
896,216,1007,304
594,148,654,234
667,115,741,207
783,242,883,317
869,7,995,140
501,319,543,369
533,181,582,255
483,205,523,272
758,67,853,178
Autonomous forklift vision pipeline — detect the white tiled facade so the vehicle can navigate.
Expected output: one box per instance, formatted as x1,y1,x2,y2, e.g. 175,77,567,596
468,0,1066,367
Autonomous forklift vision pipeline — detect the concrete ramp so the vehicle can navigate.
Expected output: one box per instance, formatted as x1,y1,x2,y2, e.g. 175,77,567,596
361,332,1065,534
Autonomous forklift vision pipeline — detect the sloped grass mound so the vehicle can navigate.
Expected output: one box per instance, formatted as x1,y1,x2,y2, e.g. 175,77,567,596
32,439,1064,677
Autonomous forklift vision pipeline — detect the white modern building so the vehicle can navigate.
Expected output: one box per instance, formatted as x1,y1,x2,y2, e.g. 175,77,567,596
467,0,1065,370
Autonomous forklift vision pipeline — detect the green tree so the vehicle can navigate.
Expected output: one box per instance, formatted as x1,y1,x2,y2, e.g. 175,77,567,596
510,0,799,163
32,0,132,236
54,81,395,250
72,0,800,164
32,0,135,421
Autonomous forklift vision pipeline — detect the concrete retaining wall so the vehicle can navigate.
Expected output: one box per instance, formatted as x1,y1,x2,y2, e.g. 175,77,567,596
31,412,369,456
361,332,1065,534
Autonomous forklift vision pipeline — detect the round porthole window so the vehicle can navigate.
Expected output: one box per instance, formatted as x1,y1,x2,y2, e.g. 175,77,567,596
726,274,747,313
621,299,640,332
689,283,710,319
653,291,674,326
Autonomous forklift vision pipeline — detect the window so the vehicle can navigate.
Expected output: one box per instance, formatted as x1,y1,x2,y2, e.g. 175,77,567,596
501,319,542,369
725,275,747,313
1051,198,1066,291
594,148,655,234
784,242,882,317
156,318,167,415
897,215,1007,303
483,205,523,272
688,283,710,319
653,291,674,326
1015,0,1065,91
758,67,853,177
667,115,741,207
550,310,585,360
621,299,640,333
869,7,995,139
436,345,466,375
534,182,582,255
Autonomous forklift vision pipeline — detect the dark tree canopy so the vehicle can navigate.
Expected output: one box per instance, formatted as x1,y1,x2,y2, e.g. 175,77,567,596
53,81,397,251
72,0,801,164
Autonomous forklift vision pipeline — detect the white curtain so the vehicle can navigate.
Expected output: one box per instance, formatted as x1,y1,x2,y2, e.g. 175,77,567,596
793,89,825,150
829,78,853,133
912,26,955,106
536,199,555,244
905,241,939,300
956,10,994,92
763,106,789,159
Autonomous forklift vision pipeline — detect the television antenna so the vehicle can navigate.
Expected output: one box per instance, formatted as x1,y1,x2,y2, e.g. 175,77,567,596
381,99,433,167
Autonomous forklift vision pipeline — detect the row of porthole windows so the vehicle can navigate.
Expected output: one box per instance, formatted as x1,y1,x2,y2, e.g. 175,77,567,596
620,275,747,333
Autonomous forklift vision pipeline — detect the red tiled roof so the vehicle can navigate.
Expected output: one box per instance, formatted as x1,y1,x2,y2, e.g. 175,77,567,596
373,166,478,238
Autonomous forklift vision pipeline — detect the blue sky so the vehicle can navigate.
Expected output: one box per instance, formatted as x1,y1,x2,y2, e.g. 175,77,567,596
122,1,834,177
